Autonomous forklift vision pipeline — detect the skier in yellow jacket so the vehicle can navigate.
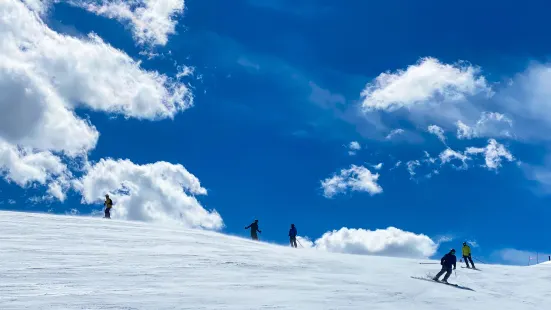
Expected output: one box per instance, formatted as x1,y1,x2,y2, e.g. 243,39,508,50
462,242,476,269
104,194,113,219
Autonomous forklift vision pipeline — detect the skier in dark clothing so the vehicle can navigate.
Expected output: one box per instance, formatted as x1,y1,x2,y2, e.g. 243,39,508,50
289,224,298,248
104,194,113,219
433,249,457,283
245,219,261,240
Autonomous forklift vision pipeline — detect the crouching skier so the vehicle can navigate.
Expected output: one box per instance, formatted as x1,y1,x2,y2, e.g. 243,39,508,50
289,224,298,248
104,194,113,219
245,219,262,240
462,242,476,269
433,249,457,283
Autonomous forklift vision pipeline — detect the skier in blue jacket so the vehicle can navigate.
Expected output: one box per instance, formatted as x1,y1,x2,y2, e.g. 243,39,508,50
433,249,457,283
289,224,298,248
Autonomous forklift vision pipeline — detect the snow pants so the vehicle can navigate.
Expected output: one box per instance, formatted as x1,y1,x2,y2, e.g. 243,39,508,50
290,236,297,248
463,255,475,268
251,232,258,240
434,266,452,281
104,207,111,219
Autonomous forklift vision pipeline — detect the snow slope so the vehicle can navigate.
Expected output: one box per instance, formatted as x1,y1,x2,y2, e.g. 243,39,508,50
0,211,549,309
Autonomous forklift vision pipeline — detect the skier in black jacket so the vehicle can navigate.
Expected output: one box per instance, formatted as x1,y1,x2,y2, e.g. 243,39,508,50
245,219,262,240
433,249,457,283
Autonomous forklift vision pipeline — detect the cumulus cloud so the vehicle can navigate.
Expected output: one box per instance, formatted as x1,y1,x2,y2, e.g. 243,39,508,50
2,0,192,141
372,163,383,170
74,158,223,229
0,0,195,203
428,125,446,143
0,141,71,192
465,139,514,170
347,141,361,155
68,0,186,46
321,165,382,198
313,227,439,258
361,57,490,112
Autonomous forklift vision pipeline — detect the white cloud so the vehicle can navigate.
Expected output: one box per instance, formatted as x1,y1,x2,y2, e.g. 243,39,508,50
0,141,71,189
74,158,223,230
361,57,490,112
313,227,439,259
349,141,361,151
385,129,405,140
456,120,474,139
321,165,382,198
1,0,192,154
427,125,446,143
0,0,194,201
439,148,469,170
455,112,513,140
406,160,420,177
7,199,16,205
69,0,186,46
296,236,315,248
372,163,383,170
347,141,361,155
465,139,514,170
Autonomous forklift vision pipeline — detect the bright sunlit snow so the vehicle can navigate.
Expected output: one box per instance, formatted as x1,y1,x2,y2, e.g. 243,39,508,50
0,211,549,309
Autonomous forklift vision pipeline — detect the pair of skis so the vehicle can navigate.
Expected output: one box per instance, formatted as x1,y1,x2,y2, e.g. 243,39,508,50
410,276,475,291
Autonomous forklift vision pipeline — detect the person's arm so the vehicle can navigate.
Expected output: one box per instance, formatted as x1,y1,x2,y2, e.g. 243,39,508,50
245,225,250,229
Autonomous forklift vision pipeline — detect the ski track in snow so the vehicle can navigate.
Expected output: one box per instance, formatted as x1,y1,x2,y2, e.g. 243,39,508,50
0,211,550,309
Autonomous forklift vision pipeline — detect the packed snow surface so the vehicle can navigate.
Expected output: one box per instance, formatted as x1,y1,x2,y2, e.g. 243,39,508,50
0,211,550,309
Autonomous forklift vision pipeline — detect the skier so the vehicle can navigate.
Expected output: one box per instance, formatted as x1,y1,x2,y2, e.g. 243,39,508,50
433,249,457,283
462,242,476,269
289,224,298,248
245,219,261,240
104,194,113,219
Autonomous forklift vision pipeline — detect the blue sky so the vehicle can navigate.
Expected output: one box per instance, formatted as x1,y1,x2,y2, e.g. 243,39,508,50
2,0,551,265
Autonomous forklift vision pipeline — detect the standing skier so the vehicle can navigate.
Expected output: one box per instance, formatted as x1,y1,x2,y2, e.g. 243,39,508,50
462,242,476,269
104,194,113,219
245,219,262,240
289,224,298,248
433,249,457,283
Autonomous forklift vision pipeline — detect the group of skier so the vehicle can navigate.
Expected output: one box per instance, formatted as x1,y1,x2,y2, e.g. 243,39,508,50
245,219,299,248
433,242,477,283
102,196,478,272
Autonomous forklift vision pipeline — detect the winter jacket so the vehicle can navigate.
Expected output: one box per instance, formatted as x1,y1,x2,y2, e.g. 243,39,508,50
246,222,260,234
289,227,297,237
441,253,457,269
462,245,471,256
104,198,113,209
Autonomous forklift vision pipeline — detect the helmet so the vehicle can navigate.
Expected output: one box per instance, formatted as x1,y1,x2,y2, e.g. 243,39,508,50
463,242,467,245
254,219,258,222
450,248,456,253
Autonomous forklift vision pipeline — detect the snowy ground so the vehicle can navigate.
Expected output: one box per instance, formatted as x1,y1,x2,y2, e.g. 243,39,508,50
0,211,550,309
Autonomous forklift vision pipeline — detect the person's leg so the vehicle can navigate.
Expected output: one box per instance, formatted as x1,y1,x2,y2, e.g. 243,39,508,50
463,256,471,268
251,233,258,240
433,268,446,280
468,256,475,268
292,237,297,248
442,268,452,282
105,208,110,219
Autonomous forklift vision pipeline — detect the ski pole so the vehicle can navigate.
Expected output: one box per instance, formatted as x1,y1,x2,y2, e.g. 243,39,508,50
297,239,304,248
